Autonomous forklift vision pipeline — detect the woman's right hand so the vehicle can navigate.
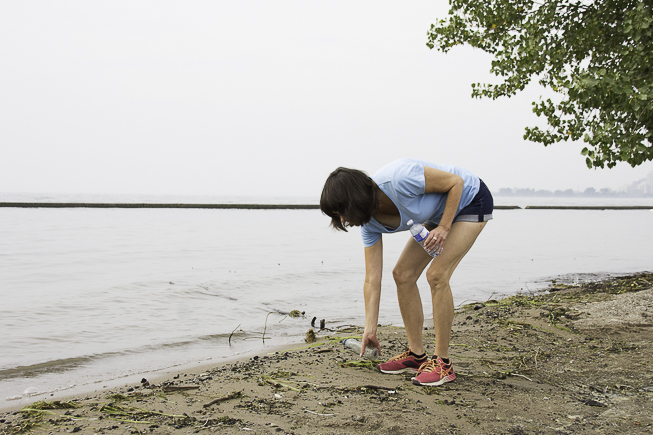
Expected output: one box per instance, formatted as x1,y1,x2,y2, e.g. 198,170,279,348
361,330,381,357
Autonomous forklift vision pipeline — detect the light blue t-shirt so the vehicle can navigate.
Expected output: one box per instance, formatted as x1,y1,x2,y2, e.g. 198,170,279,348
361,158,480,247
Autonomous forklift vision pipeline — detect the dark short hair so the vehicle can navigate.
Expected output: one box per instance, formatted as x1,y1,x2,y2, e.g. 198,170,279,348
320,167,378,231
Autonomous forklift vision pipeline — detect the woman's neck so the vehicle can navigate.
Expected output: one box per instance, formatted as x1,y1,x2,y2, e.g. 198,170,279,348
375,187,399,216
372,187,400,229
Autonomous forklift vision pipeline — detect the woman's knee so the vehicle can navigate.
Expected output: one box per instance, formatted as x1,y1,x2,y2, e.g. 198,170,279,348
392,265,419,287
426,268,450,294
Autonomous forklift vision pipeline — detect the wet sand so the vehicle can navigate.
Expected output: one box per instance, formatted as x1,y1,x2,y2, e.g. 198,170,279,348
2,273,653,434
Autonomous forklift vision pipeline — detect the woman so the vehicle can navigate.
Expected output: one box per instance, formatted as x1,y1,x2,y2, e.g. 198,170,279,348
320,158,492,386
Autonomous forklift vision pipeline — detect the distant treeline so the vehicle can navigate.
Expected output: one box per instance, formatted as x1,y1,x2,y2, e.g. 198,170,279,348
495,187,653,197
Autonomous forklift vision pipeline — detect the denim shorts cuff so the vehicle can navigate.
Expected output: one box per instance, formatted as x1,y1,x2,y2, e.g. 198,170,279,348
454,213,493,223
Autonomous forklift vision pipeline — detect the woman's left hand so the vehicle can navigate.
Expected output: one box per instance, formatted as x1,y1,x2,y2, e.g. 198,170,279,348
425,224,449,255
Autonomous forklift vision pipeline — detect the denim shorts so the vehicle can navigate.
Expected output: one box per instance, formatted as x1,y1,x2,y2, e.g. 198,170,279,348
455,179,493,223
425,179,494,227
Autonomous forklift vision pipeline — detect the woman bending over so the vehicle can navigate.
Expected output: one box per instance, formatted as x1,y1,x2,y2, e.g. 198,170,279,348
320,158,493,386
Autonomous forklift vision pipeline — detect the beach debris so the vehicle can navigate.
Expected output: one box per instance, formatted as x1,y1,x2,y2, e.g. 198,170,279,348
305,328,317,343
229,324,241,345
235,397,294,415
203,390,242,408
263,312,273,341
320,319,326,330
161,385,200,392
422,386,440,395
340,360,378,369
264,378,303,392
357,385,395,392
581,398,607,407
510,373,533,382
22,400,80,411
258,370,305,392
342,338,379,359
474,303,485,310
335,325,361,333
289,310,303,318
311,316,317,327
101,401,187,418
304,409,334,416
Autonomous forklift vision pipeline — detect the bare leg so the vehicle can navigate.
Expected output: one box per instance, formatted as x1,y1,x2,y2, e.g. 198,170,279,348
426,221,486,358
393,221,486,357
392,237,435,356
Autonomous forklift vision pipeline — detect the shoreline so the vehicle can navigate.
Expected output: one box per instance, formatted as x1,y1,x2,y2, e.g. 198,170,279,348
3,272,653,434
0,341,308,414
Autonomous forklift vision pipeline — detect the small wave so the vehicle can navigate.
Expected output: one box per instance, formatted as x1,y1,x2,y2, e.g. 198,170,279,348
0,329,286,381
0,356,95,380
190,285,238,301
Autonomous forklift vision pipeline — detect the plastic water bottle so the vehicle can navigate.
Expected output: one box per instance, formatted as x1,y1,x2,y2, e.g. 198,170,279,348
407,219,440,257
341,338,379,360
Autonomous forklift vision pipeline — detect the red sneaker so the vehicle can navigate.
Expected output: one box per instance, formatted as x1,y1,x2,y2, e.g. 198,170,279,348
412,357,456,386
377,350,427,374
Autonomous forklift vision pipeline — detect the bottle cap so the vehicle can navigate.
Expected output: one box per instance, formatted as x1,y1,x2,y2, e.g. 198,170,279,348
406,219,414,226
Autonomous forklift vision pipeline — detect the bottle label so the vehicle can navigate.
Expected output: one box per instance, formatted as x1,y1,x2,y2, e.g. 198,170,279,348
414,228,428,242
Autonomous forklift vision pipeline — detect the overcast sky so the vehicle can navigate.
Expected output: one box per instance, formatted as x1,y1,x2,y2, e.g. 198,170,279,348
2,1,652,199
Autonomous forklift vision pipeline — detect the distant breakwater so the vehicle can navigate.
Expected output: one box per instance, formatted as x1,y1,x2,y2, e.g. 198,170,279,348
0,202,319,209
0,203,651,210
524,205,653,210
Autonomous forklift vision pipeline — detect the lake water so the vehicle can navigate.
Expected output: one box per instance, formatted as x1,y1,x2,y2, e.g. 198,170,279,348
1,193,652,406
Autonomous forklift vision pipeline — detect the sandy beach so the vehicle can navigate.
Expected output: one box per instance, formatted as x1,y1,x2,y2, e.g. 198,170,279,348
2,272,652,435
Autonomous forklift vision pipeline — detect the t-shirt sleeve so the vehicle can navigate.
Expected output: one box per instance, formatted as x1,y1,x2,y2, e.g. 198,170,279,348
361,226,381,248
394,162,425,198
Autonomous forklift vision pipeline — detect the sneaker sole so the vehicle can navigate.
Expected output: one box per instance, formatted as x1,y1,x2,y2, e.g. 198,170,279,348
412,374,456,386
377,367,419,374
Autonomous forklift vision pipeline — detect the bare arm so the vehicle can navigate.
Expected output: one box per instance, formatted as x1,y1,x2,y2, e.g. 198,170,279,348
423,166,464,252
361,236,383,356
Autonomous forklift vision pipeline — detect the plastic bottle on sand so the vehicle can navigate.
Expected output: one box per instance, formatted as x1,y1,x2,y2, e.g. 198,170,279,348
341,338,379,360
407,219,440,257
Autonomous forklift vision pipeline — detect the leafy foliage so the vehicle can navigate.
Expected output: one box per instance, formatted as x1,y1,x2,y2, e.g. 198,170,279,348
427,0,653,168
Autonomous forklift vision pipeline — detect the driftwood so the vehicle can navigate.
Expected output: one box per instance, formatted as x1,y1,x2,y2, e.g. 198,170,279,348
265,378,302,391
304,409,334,416
263,312,273,341
358,385,395,391
162,385,200,392
229,324,241,345
203,391,242,408
266,378,282,388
